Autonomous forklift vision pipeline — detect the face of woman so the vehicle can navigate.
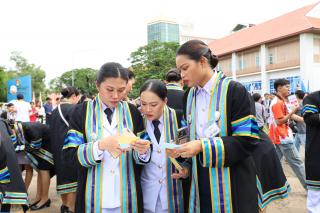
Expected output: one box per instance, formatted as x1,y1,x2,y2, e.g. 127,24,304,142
176,55,204,88
140,91,167,121
97,77,127,108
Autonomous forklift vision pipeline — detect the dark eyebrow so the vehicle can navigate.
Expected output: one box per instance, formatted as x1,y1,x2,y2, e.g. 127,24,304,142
178,63,188,70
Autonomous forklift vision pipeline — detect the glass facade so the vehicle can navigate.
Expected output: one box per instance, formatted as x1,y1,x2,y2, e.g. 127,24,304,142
241,80,262,94
148,22,180,43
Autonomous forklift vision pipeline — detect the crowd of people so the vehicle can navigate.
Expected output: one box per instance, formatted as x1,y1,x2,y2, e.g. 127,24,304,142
0,40,319,213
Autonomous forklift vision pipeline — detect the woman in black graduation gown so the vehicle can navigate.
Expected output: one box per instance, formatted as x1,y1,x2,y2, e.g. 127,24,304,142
21,121,54,210
62,62,150,213
0,118,28,212
173,40,260,213
49,86,81,213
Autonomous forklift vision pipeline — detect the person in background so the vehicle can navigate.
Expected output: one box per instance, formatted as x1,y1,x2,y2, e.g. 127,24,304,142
165,68,185,113
53,97,61,110
50,86,81,213
302,90,320,213
0,103,16,123
293,90,306,153
43,97,53,124
268,79,306,189
123,69,136,101
36,101,45,124
253,93,267,130
10,94,34,191
12,94,31,123
0,103,3,115
29,102,38,122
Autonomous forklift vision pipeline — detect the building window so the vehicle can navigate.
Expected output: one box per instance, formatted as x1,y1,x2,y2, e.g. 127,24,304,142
269,53,273,64
238,57,245,70
255,55,260,67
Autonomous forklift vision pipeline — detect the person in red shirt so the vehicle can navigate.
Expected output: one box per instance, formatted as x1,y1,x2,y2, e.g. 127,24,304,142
269,78,306,189
29,102,38,122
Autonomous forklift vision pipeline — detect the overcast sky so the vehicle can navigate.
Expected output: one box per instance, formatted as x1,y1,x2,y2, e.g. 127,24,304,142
0,0,318,83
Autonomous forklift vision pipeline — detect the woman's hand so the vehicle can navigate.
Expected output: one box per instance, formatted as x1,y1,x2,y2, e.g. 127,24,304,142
166,149,180,158
131,140,150,155
171,167,189,179
98,135,122,156
175,140,202,158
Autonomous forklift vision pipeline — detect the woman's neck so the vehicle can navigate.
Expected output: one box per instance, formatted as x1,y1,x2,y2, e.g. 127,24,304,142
199,69,214,88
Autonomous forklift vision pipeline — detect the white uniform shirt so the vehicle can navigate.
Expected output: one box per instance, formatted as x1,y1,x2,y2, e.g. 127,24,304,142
141,116,168,212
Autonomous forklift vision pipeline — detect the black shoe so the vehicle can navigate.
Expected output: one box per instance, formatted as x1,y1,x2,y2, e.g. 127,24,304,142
30,199,51,211
29,200,40,208
61,204,69,213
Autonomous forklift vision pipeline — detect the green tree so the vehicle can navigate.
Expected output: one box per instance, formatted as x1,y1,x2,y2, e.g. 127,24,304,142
9,51,46,98
0,66,9,102
49,68,98,95
128,41,180,98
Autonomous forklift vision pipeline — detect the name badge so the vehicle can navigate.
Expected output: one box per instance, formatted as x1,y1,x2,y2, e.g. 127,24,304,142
203,120,220,138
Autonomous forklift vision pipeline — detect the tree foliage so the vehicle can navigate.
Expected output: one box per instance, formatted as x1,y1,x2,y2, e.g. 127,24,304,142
49,68,98,95
128,41,179,98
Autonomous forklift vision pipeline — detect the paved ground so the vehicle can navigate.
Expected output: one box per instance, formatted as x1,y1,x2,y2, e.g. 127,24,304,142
11,149,307,213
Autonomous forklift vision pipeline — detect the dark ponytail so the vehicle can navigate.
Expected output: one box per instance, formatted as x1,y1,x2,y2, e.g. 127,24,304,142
140,79,167,101
176,39,218,69
61,86,80,99
96,62,129,85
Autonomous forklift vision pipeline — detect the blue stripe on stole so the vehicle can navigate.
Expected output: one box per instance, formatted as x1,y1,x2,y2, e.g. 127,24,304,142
302,106,318,114
219,79,229,136
85,101,92,213
172,166,179,213
167,159,174,211
130,153,138,213
121,155,128,213
126,153,132,212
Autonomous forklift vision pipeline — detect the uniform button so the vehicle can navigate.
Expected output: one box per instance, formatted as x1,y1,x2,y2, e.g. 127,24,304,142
200,124,203,128
202,108,205,112
157,149,161,154
159,179,163,184
110,170,114,174
158,165,162,169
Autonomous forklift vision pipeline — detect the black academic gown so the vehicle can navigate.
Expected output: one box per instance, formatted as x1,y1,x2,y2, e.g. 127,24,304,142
253,131,290,210
167,84,185,113
303,91,320,190
62,101,145,213
22,122,54,172
49,103,78,195
0,119,28,206
186,78,259,213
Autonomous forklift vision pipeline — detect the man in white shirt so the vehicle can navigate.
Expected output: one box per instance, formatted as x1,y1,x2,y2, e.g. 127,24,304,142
11,94,31,122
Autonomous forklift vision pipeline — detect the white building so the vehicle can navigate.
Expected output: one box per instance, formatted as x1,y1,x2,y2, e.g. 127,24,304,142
209,2,320,94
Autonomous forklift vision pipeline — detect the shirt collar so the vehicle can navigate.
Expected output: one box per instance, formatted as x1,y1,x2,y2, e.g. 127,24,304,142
197,71,217,95
147,114,164,127
101,101,115,113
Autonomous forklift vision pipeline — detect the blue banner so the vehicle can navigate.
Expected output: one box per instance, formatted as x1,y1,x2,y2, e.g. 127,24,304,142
7,75,32,102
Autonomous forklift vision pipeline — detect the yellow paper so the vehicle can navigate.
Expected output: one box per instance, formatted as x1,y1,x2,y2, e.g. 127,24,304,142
117,135,140,145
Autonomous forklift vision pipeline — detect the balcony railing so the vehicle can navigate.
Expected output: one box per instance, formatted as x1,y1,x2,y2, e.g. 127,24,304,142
266,59,300,71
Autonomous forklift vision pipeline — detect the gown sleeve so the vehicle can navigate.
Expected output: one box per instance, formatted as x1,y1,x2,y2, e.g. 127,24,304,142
200,81,260,168
62,102,102,168
303,94,320,126
0,141,10,184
